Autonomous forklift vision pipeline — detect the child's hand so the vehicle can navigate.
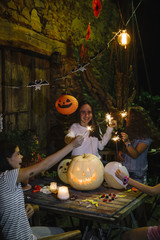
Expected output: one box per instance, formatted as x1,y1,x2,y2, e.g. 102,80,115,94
115,169,127,181
121,132,129,143
109,120,117,128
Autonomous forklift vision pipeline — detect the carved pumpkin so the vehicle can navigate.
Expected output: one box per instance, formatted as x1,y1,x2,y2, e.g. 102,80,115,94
57,159,71,184
55,95,78,115
104,161,129,189
67,154,104,190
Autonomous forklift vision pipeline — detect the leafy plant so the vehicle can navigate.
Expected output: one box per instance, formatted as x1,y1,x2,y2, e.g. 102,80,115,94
0,129,46,167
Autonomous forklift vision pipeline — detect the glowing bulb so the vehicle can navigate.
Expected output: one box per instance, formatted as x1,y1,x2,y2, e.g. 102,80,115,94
118,30,131,48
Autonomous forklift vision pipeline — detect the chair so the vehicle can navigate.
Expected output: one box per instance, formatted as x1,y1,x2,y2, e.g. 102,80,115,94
30,205,81,240
39,229,81,240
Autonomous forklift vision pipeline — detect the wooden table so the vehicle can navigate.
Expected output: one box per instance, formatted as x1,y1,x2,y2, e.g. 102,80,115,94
24,178,148,239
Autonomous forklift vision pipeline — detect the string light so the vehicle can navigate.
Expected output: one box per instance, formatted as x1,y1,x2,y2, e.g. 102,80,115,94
2,1,142,88
118,30,131,49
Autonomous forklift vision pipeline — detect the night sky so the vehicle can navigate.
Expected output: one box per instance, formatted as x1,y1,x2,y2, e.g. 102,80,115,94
135,0,159,95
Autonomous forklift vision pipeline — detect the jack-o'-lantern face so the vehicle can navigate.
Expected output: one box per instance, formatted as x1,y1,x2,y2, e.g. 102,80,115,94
57,159,71,184
55,95,78,115
67,154,104,191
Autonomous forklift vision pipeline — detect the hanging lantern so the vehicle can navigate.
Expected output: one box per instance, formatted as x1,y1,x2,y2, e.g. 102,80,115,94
55,94,78,115
118,30,131,48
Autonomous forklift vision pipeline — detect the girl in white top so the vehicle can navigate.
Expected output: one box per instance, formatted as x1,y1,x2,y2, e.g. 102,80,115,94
65,101,116,158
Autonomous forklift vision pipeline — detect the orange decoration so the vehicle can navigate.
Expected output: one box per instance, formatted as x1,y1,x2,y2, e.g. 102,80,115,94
86,23,91,40
55,95,78,115
93,0,102,18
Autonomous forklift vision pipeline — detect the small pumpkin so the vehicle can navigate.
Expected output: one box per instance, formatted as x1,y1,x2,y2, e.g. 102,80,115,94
67,154,104,190
104,161,129,189
57,159,71,184
55,94,78,115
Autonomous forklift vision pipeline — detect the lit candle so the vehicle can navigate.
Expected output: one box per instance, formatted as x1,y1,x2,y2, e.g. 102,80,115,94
57,186,69,200
50,182,57,193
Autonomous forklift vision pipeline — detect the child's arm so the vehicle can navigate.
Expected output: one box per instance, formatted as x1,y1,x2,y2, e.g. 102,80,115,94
115,169,160,196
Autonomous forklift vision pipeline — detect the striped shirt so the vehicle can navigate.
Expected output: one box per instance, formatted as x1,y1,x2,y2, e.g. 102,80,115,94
0,169,35,240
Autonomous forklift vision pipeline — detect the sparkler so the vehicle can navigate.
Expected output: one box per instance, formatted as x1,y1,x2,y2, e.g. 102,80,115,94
120,110,127,118
105,113,113,125
120,110,127,128
112,135,121,142
111,131,121,161
82,125,93,137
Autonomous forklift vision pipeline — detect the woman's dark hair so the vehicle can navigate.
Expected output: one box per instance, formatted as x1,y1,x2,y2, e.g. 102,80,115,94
0,140,17,172
77,101,102,140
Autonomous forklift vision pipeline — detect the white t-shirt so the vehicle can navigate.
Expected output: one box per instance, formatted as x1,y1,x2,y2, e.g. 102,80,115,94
0,169,35,240
66,123,113,157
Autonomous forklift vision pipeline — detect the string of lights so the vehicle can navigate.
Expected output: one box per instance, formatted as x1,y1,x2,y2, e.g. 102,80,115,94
1,0,142,90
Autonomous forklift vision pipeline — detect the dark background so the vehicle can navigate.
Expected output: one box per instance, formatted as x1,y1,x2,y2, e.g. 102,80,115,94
136,0,159,95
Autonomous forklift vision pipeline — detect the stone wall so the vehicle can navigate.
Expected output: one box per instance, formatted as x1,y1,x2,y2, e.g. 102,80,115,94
0,0,121,153
0,0,119,56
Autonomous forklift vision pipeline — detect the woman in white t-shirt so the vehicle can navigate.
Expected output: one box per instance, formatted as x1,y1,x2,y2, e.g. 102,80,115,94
65,101,116,158
0,136,83,240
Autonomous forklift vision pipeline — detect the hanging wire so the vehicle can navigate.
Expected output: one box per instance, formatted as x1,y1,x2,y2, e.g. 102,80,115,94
125,0,143,26
117,0,126,27
132,0,152,95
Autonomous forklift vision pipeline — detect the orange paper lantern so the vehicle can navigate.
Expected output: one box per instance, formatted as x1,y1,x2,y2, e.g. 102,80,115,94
55,95,78,115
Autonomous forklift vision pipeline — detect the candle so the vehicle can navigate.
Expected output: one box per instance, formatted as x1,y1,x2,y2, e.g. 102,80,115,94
50,182,57,193
57,186,69,200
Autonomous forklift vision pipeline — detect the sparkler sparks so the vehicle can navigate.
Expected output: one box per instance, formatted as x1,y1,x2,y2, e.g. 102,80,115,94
112,135,121,142
87,126,92,131
120,110,127,118
105,113,113,125
82,125,93,137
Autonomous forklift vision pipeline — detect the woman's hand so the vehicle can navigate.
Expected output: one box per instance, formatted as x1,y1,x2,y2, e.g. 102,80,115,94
25,203,34,219
71,135,84,148
115,169,127,181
